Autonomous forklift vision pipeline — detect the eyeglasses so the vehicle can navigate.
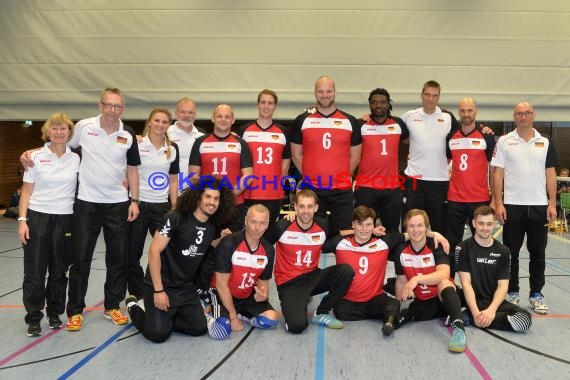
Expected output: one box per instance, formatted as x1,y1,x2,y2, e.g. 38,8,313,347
101,102,124,111
514,111,533,117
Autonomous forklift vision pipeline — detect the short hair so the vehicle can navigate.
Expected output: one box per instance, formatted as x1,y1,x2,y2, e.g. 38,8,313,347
353,206,376,223
295,189,318,204
403,209,430,229
143,108,173,159
368,88,393,113
257,89,278,105
176,97,196,109
212,104,234,117
99,87,124,104
41,112,75,142
422,80,441,94
246,203,270,219
473,205,495,219
560,168,569,175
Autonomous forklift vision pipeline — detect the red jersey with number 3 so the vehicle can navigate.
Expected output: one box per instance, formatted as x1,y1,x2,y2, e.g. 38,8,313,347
447,128,495,202
292,110,361,189
356,117,408,189
239,122,290,200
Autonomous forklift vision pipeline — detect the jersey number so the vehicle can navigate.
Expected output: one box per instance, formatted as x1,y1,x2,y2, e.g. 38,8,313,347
358,256,369,274
379,138,388,156
294,250,313,267
459,153,468,171
195,230,204,244
256,146,273,164
211,157,227,175
322,133,332,150
238,272,256,289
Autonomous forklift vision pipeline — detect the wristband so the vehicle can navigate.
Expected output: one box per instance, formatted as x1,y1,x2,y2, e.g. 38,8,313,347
154,289,165,294
131,198,139,203
17,217,28,222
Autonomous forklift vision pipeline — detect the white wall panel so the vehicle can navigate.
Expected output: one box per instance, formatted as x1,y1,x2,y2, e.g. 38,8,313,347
1,1,569,120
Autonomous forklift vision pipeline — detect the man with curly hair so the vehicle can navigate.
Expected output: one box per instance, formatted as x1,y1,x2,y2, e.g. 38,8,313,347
125,179,236,343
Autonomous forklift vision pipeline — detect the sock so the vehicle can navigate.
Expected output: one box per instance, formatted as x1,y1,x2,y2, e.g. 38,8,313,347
206,315,231,340
508,311,532,332
440,287,464,330
250,315,278,329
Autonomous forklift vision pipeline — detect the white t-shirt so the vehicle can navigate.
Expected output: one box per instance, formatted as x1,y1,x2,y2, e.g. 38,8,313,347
136,136,180,203
167,123,204,187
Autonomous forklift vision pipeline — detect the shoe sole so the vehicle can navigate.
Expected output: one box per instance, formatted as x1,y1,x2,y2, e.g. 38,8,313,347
26,331,42,337
66,326,82,331
49,324,62,329
104,314,128,325
449,346,465,353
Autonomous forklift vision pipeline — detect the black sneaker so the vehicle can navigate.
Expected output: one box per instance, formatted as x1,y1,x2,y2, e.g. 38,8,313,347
382,322,394,336
125,295,138,313
48,315,63,329
396,308,412,329
27,322,42,337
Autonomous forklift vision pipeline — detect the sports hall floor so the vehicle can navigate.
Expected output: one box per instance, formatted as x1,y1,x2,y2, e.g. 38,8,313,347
0,217,568,380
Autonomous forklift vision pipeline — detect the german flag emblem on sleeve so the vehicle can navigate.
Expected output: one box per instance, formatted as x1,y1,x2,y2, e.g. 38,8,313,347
311,235,321,242
116,136,127,144
334,120,342,126
535,142,545,148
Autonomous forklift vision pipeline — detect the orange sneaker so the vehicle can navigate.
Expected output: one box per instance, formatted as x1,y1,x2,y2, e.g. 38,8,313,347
65,314,83,331
104,309,129,325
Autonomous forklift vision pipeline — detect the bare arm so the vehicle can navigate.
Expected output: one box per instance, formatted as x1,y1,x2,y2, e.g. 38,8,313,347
127,165,140,221
546,167,557,222
349,144,362,175
458,271,480,318
493,166,506,224
169,174,179,209
290,143,303,175
148,233,170,310
215,272,243,331
281,158,291,177
254,279,270,302
234,167,253,197
17,182,34,244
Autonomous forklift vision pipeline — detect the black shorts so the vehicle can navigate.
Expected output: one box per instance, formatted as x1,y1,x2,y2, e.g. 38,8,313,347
209,288,274,319
408,297,447,321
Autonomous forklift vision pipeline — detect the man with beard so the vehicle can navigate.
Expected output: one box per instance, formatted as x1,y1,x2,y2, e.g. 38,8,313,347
354,88,408,233
167,97,205,191
291,76,361,232
445,98,496,273
456,206,532,332
125,180,236,343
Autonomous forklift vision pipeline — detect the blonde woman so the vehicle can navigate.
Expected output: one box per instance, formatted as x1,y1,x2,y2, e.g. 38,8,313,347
18,113,80,337
127,108,179,301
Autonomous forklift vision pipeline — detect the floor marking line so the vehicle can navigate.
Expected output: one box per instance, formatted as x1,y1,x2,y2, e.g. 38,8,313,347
200,327,255,380
445,326,492,380
57,323,133,379
314,254,327,380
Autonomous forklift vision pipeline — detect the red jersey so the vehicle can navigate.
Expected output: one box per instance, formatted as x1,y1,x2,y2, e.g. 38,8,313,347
324,233,405,302
214,231,275,299
292,109,361,189
266,217,332,286
446,128,496,202
356,116,408,189
394,239,449,301
239,122,290,200
189,133,252,204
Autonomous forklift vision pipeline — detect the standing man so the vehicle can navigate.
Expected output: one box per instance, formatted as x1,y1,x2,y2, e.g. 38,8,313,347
65,88,140,330
456,206,532,332
445,98,496,268
125,180,236,343
189,104,253,231
210,204,279,333
394,209,466,353
401,80,459,233
491,101,558,314
167,97,205,190
291,76,362,232
239,89,291,223
265,189,354,333
354,88,408,233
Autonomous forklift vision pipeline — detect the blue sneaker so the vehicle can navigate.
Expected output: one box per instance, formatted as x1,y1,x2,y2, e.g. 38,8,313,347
311,313,344,329
506,292,520,305
448,326,466,353
529,292,548,315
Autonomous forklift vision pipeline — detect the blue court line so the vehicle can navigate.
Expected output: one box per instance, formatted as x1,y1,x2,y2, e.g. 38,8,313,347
57,323,133,379
314,254,327,380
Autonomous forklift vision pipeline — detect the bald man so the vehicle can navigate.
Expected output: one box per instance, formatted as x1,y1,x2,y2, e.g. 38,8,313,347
491,102,558,314
189,104,253,231
444,98,496,273
291,76,361,231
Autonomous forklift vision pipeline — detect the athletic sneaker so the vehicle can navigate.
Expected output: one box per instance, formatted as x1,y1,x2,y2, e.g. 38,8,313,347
27,322,42,337
48,315,63,329
448,326,466,353
65,314,83,331
311,313,344,329
104,309,129,325
125,295,138,313
506,292,520,306
382,322,394,337
529,292,549,315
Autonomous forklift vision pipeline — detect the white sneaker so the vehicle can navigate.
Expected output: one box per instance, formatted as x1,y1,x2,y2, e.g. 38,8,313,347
506,292,520,305
529,293,548,315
